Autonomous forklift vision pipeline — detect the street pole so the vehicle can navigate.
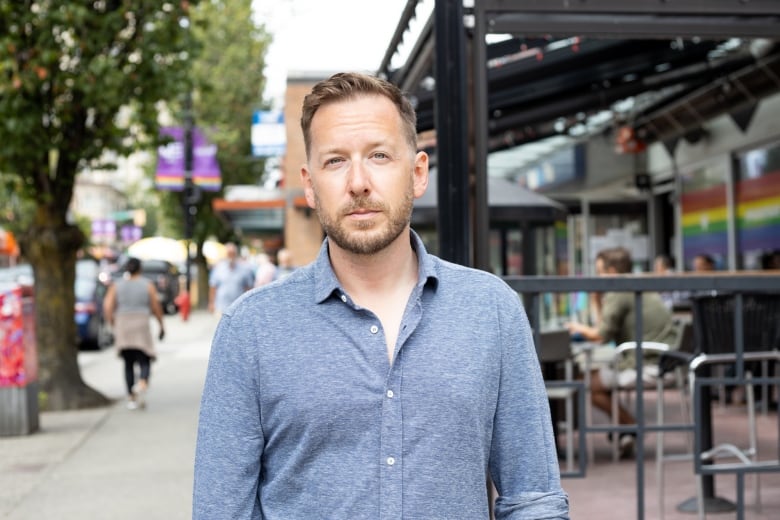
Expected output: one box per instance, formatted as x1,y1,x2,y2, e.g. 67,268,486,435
183,92,195,295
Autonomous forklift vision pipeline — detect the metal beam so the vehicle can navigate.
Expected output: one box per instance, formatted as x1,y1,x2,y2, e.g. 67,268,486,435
434,0,471,265
487,13,780,39
483,0,780,16
473,3,490,271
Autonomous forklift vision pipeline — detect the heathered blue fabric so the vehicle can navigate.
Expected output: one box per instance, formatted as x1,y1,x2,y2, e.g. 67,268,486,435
193,231,570,520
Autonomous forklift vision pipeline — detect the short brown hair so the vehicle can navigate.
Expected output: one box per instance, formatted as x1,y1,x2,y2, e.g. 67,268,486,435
300,72,418,158
597,247,633,274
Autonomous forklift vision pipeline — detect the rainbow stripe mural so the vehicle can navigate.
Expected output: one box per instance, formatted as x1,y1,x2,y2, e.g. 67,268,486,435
682,167,780,268
736,170,780,254
681,181,728,267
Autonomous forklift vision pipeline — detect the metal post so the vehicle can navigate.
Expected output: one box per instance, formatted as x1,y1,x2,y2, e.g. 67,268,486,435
183,92,194,294
434,0,470,266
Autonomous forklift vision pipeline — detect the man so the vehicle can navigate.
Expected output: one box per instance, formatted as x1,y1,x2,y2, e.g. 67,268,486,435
273,247,296,280
567,247,678,457
207,242,255,314
193,72,569,519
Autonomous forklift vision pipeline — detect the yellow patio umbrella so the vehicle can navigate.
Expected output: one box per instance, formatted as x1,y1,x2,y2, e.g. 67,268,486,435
178,239,228,266
127,236,187,264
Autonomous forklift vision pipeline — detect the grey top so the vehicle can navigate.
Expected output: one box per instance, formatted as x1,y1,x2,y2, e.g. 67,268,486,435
193,231,569,520
114,277,152,314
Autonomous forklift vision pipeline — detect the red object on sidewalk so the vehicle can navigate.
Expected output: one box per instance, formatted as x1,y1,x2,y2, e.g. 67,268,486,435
175,291,190,321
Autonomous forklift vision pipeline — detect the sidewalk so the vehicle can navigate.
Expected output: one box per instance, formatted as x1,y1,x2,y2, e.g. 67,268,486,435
0,310,220,520
2,308,778,519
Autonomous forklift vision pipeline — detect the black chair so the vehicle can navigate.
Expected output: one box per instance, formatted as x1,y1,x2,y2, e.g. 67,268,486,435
686,292,780,518
537,329,587,476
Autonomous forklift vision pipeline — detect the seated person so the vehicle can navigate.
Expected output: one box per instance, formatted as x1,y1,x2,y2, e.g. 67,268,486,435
567,247,679,458
692,253,716,272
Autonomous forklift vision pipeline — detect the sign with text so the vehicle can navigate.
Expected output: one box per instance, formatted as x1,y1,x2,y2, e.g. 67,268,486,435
251,110,286,157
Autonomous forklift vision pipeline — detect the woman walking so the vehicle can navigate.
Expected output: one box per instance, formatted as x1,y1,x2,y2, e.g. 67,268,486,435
103,257,165,410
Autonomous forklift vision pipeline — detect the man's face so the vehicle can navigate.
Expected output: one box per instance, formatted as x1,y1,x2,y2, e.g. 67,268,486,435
595,258,606,276
301,94,428,256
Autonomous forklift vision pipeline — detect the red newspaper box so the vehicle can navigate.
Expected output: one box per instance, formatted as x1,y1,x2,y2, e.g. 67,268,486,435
0,284,39,436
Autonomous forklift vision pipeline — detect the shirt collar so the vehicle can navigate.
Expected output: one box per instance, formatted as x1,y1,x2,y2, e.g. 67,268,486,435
313,229,439,304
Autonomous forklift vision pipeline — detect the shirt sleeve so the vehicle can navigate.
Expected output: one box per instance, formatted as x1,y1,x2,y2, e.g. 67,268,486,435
193,314,264,520
489,290,570,519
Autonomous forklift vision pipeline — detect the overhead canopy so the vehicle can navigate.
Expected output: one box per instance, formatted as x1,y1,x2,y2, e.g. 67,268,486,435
413,168,567,226
381,2,780,154
211,185,310,236
379,1,780,268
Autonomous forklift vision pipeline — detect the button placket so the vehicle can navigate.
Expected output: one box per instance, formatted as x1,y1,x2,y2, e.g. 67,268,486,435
380,361,402,515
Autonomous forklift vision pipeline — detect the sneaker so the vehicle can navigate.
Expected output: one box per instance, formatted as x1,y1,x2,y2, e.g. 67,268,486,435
126,399,138,411
618,433,636,459
607,432,636,459
133,382,147,410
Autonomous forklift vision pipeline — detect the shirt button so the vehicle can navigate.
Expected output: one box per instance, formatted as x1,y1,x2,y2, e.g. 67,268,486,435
386,390,394,398
370,325,379,334
340,294,347,303
386,457,395,466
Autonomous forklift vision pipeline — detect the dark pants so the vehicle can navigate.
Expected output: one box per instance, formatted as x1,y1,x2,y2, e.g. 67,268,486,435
121,349,151,395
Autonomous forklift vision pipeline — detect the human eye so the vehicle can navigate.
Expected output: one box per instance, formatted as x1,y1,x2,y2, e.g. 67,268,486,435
371,151,391,162
324,156,344,167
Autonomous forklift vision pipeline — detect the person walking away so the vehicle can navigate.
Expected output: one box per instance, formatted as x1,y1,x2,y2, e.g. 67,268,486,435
253,253,277,288
273,247,296,280
207,242,255,313
567,247,678,458
193,72,569,519
103,257,165,410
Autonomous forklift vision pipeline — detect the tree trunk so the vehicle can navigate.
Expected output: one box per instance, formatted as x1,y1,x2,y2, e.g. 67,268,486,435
22,220,110,411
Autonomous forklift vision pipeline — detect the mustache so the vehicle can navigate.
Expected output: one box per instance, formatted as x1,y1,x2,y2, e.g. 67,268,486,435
342,196,386,214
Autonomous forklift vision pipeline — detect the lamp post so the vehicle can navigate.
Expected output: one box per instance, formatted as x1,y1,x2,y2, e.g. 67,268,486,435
182,91,200,295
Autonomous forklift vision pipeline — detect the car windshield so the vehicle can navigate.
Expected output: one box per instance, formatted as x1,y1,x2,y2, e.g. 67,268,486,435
142,260,176,274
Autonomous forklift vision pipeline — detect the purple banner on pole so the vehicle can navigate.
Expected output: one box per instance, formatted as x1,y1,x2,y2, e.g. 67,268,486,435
156,126,221,191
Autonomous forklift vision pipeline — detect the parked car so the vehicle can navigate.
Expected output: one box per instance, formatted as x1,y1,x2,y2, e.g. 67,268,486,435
75,258,113,350
140,259,181,315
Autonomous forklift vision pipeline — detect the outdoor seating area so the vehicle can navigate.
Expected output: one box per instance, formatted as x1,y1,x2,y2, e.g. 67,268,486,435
564,394,780,519
513,273,780,519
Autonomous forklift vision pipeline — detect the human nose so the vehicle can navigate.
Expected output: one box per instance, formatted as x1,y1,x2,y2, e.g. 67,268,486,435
346,160,370,195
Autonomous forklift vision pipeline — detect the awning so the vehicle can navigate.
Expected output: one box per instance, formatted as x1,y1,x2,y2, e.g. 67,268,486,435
413,169,567,226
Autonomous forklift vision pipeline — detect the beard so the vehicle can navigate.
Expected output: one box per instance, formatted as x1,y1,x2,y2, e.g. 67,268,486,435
314,186,414,256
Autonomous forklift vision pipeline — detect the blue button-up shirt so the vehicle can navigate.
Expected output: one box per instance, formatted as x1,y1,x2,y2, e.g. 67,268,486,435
194,232,569,519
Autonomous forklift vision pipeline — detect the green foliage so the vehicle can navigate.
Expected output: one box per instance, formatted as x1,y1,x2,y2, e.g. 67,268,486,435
0,172,35,235
0,1,203,409
144,0,271,244
188,0,270,242
191,0,269,185
0,1,201,221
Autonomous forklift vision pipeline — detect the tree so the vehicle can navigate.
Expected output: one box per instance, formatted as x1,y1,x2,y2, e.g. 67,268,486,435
0,1,201,410
157,0,271,306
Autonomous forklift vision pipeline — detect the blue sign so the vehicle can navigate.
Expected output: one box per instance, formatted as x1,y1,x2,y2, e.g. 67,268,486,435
252,110,286,157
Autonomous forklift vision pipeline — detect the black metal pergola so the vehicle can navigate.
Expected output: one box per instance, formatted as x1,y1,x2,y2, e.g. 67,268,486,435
379,0,780,270
379,2,780,518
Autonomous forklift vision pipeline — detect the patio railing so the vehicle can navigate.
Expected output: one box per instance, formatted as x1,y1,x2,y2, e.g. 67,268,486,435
502,272,780,520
